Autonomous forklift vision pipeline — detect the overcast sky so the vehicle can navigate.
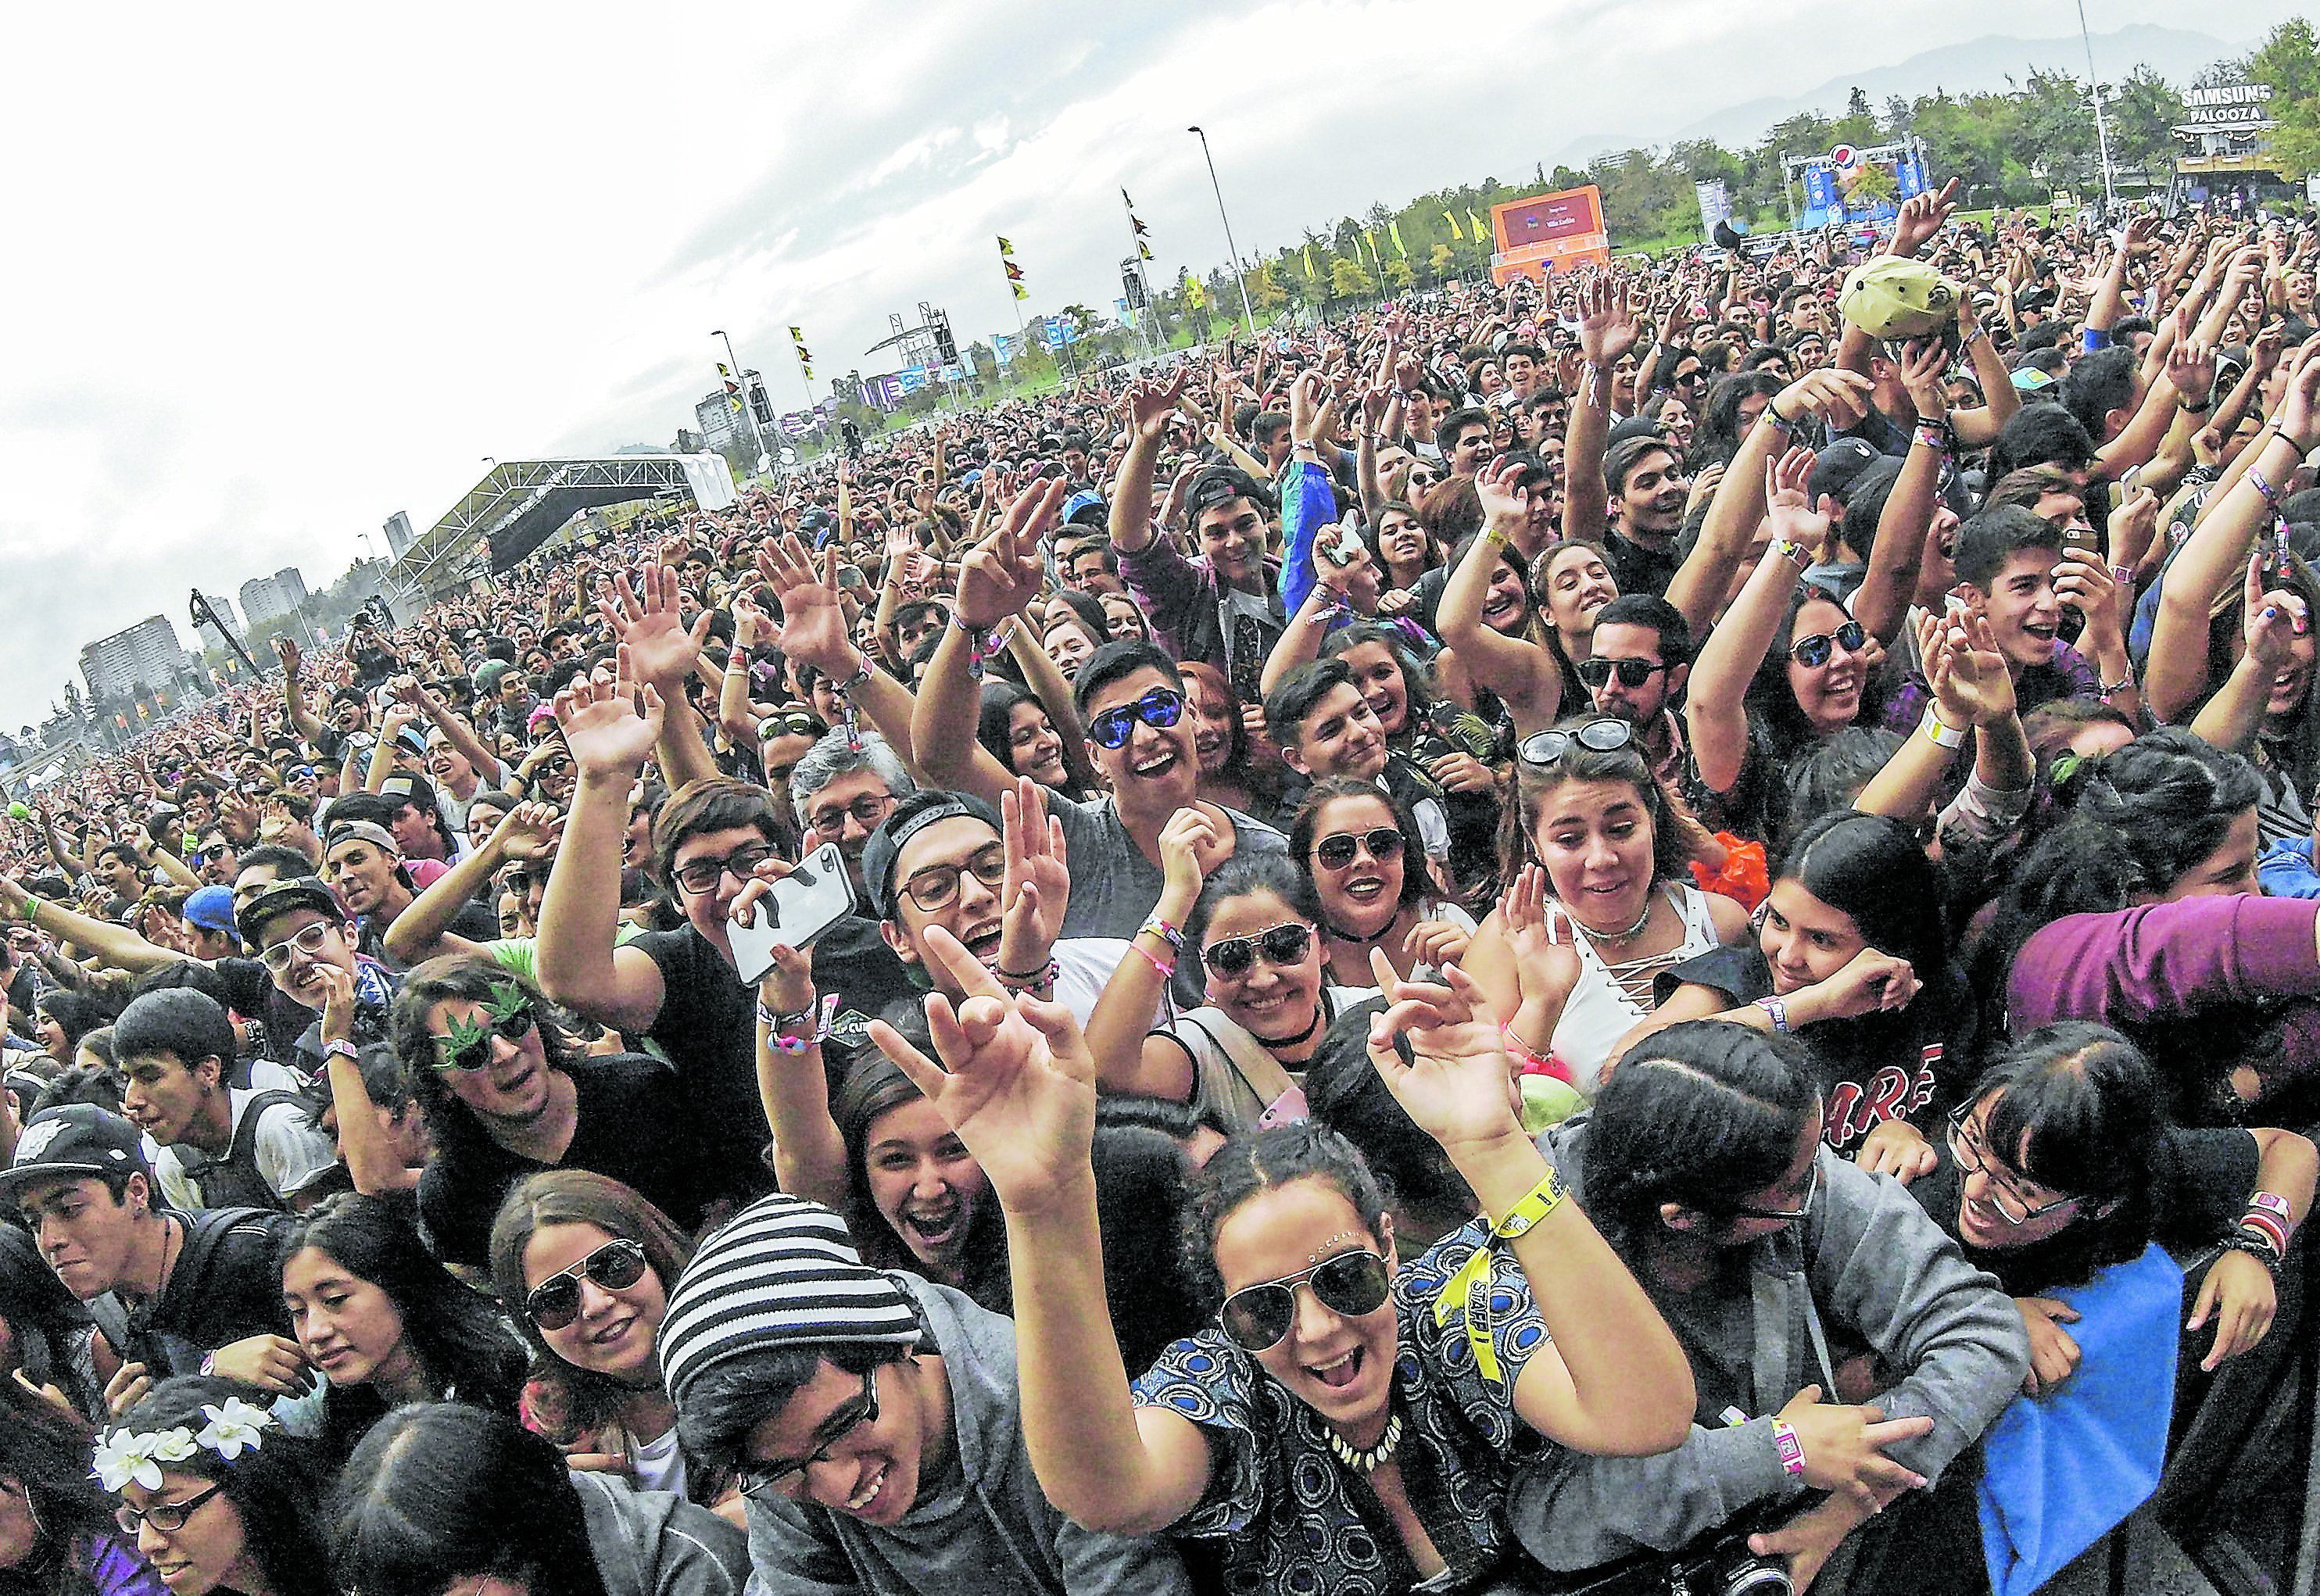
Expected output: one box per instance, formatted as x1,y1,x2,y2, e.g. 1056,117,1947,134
0,0,2286,735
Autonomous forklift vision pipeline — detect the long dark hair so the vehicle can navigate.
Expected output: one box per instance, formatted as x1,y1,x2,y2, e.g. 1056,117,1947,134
1975,729,2264,991
1090,1125,1207,1377
0,1380,113,1596
1743,585,1873,765
279,1195,524,1458
1581,1021,1820,1254
330,1404,610,1596
1957,1022,2159,1280
832,1047,1011,1315
105,1379,333,1596
1496,720,1692,893
486,1170,696,1433
1289,777,1430,922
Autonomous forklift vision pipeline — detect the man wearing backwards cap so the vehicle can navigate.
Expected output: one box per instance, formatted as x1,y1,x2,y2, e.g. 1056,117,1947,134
661,1192,1190,1595
0,1104,305,1409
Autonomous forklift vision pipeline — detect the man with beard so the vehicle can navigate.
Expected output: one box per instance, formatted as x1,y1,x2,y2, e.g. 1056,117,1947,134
1579,595,1697,795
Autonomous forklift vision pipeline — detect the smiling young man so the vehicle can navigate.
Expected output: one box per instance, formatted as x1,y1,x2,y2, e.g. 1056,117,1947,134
1601,435,1691,600
112,988,337,1214
237,875,399,1079
661,1193,1191,1596
1581,595,1695,789
1881,504,2133,735
1263,660,1449,870
0,1104,303,1405
1108,376,1283,689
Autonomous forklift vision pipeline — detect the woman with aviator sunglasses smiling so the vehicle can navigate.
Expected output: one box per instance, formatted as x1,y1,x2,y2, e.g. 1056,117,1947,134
1288,779,1476,989
389,956,712,1269
490,1170,743,1521
870,928,1691,1596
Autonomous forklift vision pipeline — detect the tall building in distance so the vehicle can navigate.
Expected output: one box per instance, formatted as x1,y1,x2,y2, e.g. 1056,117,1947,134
383,511,414,556
693,388,754,459
193,592,241,653
239,575,293,626
80,615,185,703
272,567,309,610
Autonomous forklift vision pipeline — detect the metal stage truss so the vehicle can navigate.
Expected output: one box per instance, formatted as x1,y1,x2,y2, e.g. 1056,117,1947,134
385,455,733,605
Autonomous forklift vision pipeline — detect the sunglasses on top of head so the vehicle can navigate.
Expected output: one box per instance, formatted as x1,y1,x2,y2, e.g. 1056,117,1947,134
1089,687,1183,750
1516,717,1634,768
1789,619,1866,668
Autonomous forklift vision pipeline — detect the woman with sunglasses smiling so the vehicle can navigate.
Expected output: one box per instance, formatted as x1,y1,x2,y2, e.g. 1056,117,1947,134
490,1170,743,1519
869,928,1692,1596
1687,451,1885,840
389,956,711,1269
1093,835,1369,1135
1288,779,1476,989
1465,717,1748,1106
272,1193,525,1466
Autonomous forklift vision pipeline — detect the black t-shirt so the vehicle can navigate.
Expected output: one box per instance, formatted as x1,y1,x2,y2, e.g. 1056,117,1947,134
357,900,501,972
215,957,320,1068
1602,529,1681,602
632,918,913,1199
113,1208,296,1377
1906,1126,2256,1297
416,1052,720,1268
1659,943,1974,1158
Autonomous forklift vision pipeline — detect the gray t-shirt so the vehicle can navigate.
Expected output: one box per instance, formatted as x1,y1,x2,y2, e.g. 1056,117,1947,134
1051,796,1288,1008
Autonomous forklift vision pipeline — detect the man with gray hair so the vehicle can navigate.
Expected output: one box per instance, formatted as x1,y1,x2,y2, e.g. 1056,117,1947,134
788,729,917,897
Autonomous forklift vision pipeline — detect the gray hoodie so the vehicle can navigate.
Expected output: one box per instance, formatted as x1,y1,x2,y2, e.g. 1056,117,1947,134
1508,1118,2030,1573
740,1276,1191,1596
572,1471,752,1596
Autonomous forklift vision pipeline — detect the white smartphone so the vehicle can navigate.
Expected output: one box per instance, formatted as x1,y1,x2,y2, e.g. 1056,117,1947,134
729,842,855,986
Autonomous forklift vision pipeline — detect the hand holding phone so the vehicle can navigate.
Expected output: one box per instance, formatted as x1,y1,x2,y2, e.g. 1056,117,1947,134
728,842,856,985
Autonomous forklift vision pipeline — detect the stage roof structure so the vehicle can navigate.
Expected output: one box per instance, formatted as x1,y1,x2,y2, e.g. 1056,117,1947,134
386,454,735,604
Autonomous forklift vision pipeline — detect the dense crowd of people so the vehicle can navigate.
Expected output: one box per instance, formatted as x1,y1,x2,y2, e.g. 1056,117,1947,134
1,179,2318,1596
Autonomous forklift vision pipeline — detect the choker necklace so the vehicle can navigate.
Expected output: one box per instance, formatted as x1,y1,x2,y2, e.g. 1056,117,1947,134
1576,894,1655,947
1262,1001,1326,1050
1322,911,1398,946
1326,1410,1402,1474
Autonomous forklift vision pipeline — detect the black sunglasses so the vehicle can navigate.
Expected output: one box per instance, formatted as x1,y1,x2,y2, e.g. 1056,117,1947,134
431,1003,539,1073
1205,921,1312,977
1313,828,1403,871
1090,687,1183,750
1575,657,1669,690
1789,619,1866,668
525,1238,650,1329
1219,1249,1393,1351
1517,717,1634,767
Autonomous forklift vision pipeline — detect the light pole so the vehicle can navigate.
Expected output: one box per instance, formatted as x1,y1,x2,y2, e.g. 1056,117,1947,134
2075,0,2118,212
712,329,772,478
1189,126,1259,338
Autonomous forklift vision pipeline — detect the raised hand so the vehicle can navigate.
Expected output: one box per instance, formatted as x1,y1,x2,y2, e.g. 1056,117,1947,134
1775,368,1874,431
1925,607,2016,728
868,925,1098,1211
1577,274,1642,369
2273,335,2320,453
596,563,712,689
493,800,566,862
1898,340,1950,420
1473,456,1532,539
2166,317,2218,411
2243,554,2309,671
1889,177,1960,258
755,534,854,671
1364,951,1519,1156
997,776,1069,974
1764,446,1829,551
957,479,1064,628
553,647,666,775
1124,370,1189,442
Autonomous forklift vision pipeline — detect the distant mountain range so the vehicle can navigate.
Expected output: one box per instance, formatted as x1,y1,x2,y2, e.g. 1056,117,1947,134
1548,23,2257,169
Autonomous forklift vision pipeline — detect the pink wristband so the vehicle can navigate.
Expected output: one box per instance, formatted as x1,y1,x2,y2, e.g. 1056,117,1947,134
1771,1417,1806,1478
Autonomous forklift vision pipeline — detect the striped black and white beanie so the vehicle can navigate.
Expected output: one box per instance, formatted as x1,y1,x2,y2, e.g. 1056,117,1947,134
658,1194,922,1406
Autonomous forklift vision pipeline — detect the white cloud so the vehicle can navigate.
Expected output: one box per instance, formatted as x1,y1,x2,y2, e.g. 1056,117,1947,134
0,0,2287,729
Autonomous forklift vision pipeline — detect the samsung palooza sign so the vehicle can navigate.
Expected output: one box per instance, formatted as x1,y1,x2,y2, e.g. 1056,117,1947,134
2181,83,2275,128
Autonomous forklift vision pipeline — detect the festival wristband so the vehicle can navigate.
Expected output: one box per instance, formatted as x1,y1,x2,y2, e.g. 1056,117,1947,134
1771,1418,1807,1478
1130,943,1176,982
1921,707,1967,750
1140,917,1184,953
1756,996,1790,1033
1490,1167,1569,1240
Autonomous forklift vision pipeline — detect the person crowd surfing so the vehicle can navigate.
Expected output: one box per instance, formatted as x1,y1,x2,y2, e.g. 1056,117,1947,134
1,179,2318,1596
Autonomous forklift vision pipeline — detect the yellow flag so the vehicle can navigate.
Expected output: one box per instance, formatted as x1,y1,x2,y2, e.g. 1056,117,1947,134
788,325,803,341
1303,244,1316,280
1442,209,1463,241
1467,209,1487,240
1138,241,1153,260
997,236,1015,256
1011,282,1029,300
1186,275,1206,309
715,361,732,377
1389,220,1407,257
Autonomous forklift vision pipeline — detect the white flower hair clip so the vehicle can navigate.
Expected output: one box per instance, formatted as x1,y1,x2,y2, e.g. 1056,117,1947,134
91,1401,274,1493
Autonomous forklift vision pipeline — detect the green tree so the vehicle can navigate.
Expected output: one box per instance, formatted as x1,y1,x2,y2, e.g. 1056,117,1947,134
2250,17,2320,179
1429,242,1457,282
1848,163,1899,209
1833,88,1878,149
2105,65,2186,183
1245,259,1288,314
1384,258,1416,293
1327,254,1376,304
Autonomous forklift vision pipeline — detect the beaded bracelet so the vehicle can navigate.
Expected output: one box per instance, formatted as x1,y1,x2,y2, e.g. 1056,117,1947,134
995,957,1060,993
2223,1229,2283,1278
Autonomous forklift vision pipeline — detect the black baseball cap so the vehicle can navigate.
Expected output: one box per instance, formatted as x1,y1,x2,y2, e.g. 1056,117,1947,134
0,1105,150,1197
861,792,1002,920
236,875,348,946
1809,438,1886,508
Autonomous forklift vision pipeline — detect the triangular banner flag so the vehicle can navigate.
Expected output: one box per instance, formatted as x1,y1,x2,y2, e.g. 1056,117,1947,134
1389,220,1407,257
997,237,1015,256
1442,209,1463,241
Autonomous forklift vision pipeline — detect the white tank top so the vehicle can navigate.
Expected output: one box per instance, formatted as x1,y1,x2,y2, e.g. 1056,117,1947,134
1548,883,1721,1098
